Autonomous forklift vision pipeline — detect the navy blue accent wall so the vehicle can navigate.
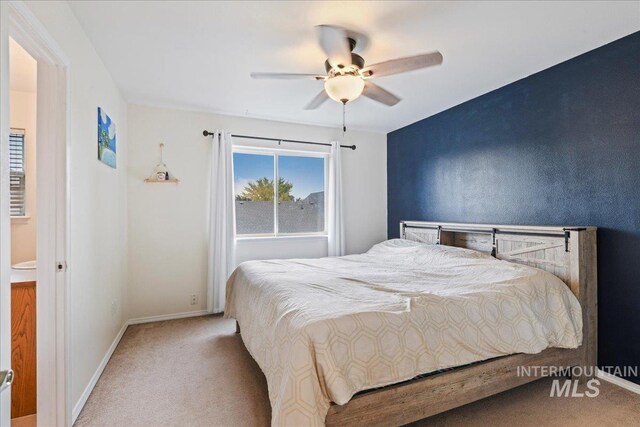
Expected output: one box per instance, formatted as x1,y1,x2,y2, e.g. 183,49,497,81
387,32,640,384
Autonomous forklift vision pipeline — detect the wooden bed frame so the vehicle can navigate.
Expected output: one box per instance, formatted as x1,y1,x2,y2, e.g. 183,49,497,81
322,221,598,426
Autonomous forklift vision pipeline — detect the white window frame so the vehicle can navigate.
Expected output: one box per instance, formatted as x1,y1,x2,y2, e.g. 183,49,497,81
9,127,26,218
232,145,329,239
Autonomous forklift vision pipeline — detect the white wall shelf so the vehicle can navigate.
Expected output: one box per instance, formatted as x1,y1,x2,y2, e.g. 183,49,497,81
145,143,179,183
144,177,179,183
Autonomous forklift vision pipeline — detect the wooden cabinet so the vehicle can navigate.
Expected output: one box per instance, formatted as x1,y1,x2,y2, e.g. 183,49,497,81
11,281,36,418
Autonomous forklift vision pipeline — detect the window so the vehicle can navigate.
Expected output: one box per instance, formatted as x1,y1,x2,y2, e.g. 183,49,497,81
233,149,327,237
9,129,26,217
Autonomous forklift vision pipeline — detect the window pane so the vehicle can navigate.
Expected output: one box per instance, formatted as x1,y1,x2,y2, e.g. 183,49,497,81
233,153,274,235
278,155,325,234
9,131,26,217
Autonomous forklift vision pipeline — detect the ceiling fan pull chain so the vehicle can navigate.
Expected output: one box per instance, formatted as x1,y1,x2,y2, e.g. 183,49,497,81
342,102,346,135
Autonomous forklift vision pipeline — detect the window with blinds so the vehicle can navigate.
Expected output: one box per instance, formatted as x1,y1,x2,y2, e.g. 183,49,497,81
9,130,26,217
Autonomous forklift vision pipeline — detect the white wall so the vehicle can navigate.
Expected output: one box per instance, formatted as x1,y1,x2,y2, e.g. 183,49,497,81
9,90,37,264
22,0,129,412
127,104,387,319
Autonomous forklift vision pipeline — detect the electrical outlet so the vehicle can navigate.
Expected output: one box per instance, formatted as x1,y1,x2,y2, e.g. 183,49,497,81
190,294,198,306
111,299,118,315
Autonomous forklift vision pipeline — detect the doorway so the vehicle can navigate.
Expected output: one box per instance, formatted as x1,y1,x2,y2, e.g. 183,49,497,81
1,2,70,427
8,37,37,427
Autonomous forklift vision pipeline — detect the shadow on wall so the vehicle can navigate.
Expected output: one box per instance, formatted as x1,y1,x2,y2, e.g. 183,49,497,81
596,228,640,380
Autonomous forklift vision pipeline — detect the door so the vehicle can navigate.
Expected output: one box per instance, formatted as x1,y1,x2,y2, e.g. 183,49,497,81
1,2,14,426
1,3,70,425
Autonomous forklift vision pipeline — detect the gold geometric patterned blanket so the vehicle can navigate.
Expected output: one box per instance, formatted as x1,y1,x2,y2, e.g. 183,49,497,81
225,240,582,426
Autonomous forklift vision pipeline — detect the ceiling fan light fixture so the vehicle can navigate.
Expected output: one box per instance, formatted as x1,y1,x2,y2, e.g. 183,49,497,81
250,25,442,109
324,74,365,104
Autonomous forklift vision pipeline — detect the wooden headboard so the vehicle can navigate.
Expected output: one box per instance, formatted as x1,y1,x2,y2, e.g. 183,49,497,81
400,221,598,369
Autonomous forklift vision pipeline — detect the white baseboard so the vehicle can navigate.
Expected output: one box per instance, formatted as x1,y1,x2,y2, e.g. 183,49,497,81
72,321,128,423
72,310,210,423
127,309,209,325
597,369,640,395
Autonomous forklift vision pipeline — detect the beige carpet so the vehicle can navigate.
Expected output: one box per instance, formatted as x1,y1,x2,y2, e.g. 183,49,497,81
75,315,640,427
11,414,36,427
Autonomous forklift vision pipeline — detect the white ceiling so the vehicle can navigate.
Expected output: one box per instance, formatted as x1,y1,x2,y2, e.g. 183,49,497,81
9,37,37,93
69,1,639,133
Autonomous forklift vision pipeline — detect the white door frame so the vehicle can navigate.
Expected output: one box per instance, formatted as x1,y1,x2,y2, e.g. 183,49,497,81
2,2,71,426
0,2,13,425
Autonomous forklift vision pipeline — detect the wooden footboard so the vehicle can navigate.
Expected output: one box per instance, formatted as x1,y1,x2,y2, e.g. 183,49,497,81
326,348,582,427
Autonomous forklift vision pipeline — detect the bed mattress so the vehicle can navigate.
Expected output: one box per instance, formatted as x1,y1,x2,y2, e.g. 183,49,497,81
224,239,582,426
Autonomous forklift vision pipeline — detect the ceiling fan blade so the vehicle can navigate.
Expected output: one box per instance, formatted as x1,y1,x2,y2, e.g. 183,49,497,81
362,81,401,106
317,25,352,69
251,72,325,80
304,90,329,110
363,51,443,78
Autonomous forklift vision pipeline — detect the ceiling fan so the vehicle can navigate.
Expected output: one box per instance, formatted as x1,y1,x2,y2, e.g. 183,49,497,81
251,25,443,110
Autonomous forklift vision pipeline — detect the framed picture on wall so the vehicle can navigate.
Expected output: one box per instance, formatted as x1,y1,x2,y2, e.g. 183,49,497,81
98,107,116,168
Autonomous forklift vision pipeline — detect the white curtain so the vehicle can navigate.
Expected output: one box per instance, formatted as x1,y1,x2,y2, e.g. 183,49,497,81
328,141,345,256
207,131,236,313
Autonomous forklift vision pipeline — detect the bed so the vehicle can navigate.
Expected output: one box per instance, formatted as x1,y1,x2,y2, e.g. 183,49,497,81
224,221,597,426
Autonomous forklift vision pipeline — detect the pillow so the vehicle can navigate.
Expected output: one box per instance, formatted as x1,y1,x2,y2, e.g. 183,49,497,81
367,238,491,260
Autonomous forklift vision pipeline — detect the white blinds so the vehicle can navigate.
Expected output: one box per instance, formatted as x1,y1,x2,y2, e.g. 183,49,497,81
9,130,26,217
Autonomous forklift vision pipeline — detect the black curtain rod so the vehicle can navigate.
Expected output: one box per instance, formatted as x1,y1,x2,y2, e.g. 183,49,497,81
202,130,356,150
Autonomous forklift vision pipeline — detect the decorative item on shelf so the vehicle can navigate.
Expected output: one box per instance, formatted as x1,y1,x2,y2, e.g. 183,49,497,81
144,143,179,183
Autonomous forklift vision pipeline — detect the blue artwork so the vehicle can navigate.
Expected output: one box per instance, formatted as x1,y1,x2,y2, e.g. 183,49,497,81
98,107,116,168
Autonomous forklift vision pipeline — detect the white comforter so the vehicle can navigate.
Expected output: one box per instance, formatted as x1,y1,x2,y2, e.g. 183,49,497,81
224,240,582,426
